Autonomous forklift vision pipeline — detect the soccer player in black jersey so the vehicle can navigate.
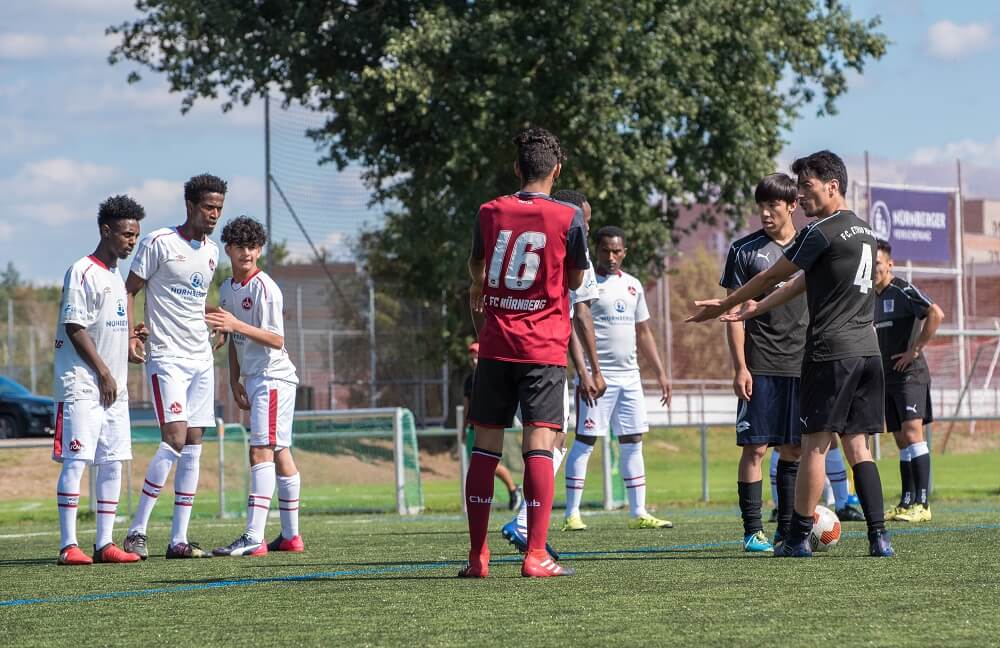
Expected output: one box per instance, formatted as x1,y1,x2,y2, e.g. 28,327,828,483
720,174,807,553
873,239,943,523
689,150,894,557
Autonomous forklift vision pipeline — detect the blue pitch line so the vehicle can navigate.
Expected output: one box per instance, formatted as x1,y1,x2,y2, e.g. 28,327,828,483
4,523,1000,609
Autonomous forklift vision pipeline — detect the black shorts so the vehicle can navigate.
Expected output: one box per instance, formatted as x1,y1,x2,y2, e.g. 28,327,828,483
736,375,801,447
800,356,884,435
885,381,933,432
468,358,565,430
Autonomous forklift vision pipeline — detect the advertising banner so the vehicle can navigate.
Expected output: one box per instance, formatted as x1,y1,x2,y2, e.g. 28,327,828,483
868,186,952,263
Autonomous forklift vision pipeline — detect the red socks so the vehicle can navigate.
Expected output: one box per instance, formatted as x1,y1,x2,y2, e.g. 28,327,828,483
523,450,554,552
465,448,501,557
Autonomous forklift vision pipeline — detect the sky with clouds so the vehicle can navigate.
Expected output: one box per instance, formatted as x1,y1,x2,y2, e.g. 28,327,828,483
2,0,999,283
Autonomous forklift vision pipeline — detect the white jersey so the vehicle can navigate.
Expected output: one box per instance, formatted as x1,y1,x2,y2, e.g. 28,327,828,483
130,226,219,362
570,262,599,307
219,269,298,384
588,270,650,374
54,256,130,402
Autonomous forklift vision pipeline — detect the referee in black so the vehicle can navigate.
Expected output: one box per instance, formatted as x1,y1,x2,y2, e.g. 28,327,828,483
689,150,894,557
873,239,943,523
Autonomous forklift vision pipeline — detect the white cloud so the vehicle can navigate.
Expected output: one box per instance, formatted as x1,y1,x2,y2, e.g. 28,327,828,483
910,136,1000,168
0,221,14,241
0,30,120,60
6,158,120,196
123,178,183,226
926,20,993,60
0,33,48,59
35,0,135,12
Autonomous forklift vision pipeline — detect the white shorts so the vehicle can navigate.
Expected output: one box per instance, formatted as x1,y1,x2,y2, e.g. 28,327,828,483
146,355,216,428
247,376,295,449
52,398,131,464
575,372,649,437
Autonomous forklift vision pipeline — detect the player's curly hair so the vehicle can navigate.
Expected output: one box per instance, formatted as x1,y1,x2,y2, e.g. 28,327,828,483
552,189,587,207
791,150,848,196
97,194,146,228
513,127,565,182
754,173,797,205
221,215,267,249
595,225,627,247
184,173,228,204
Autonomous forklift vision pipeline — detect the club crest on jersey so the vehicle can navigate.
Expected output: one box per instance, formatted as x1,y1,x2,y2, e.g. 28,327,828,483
69,439,83,453
190,272,204,289
614,299,627,313
628,285,637,296
584,418,596,430
242,297,253,311
883,299,894,313
169,402,183,415
116,299,126,317
54,339,63,349
209,259,216,271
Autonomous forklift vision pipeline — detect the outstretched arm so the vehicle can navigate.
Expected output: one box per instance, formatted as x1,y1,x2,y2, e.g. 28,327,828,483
687,257,800,322
723,273,807,322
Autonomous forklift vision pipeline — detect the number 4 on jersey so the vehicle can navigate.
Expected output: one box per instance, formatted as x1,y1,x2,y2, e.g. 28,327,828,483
487,230,547,291
854,242,873,294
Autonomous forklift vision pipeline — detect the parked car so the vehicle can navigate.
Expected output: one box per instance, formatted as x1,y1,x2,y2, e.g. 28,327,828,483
0,376,55,439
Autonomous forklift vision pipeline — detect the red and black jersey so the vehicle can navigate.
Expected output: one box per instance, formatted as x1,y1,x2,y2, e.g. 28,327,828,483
471,191,589,366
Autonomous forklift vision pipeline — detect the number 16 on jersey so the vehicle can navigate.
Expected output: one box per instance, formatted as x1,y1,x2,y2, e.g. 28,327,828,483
487,230,547,291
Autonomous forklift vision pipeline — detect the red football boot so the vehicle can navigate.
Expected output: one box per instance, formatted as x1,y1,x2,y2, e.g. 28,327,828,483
93,543,142,563
521,549,575,578
266,534,304,553
57,544,93,566
457,550,490,578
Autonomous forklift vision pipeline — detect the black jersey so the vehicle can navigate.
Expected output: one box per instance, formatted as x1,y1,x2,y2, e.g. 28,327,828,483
784,210,880,361
720,229,807,377
874,277,933,385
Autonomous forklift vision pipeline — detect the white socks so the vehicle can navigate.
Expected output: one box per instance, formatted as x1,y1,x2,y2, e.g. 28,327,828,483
620,441,647,517
170,444,202,546
277,473,301,540
564,440,595,517
909,441,929,459
129,442,180,535
246,462,276,542
57,460,87,549
95,461,123,549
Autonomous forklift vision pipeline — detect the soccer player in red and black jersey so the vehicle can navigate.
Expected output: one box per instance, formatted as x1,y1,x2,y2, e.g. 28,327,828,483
462,127,593,578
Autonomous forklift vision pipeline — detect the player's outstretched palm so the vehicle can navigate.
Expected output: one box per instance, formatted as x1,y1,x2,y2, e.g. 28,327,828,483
686,299,726,323
720,300,759,322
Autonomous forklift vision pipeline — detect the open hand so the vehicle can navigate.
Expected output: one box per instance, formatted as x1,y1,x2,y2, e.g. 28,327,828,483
720,300,759,322
686,299,726,323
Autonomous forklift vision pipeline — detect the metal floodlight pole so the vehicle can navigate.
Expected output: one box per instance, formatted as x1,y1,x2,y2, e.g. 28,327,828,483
864,151,872,220
264,92,273,274
955,160,968,414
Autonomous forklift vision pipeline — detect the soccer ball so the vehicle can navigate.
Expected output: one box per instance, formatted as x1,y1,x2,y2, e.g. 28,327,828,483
810,505,842,552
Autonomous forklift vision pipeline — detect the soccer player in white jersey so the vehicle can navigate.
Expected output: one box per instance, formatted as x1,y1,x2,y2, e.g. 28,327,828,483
53,195,146,566
209,216,304,556
123,174,225,560
563,225,673,531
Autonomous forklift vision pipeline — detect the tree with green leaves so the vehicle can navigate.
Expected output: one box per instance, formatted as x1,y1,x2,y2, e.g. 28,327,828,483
109,0,886,366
